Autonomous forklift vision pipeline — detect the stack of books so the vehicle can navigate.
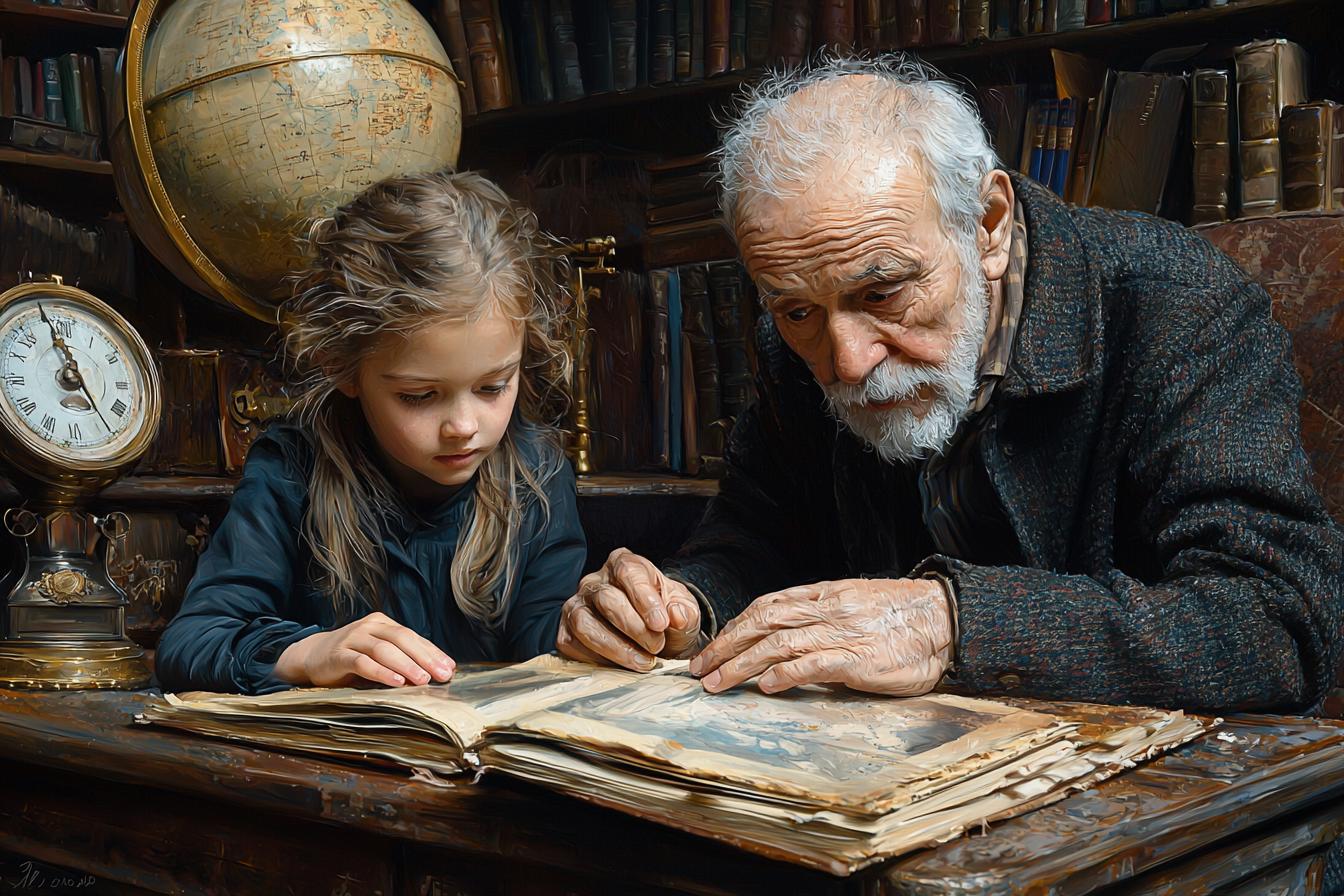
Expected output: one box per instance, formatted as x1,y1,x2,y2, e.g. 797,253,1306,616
0,48,119,162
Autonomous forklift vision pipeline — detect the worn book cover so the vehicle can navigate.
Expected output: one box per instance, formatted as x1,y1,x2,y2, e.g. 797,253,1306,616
139,655,1208,875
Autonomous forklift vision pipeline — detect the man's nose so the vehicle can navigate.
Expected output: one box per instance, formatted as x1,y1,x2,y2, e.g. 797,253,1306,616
827,311,885,386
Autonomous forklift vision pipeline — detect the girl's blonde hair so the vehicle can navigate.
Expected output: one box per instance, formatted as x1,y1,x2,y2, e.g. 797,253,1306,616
280,169,573,628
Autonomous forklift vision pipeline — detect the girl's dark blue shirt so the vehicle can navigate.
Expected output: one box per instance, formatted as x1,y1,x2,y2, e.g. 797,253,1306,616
155,424,586,694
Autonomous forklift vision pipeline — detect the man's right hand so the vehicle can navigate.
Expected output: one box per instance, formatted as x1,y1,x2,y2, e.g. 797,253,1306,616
556,548,704,670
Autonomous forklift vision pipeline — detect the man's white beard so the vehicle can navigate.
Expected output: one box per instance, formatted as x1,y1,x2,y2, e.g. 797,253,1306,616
820,247,990,465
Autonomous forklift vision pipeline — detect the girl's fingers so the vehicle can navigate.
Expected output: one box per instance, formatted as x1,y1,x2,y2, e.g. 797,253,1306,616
355,637,432,686
379,624,455,682
347,651,408,688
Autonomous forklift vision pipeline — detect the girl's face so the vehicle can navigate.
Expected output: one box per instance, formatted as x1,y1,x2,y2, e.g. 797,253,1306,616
340,309,524,500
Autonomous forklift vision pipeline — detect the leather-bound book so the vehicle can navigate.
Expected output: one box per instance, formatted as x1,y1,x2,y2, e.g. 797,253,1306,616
1234,39,1309,217
707,0,731,76
746,0,774,64
548,0,587,100
1114,0,1154,18
1088,71,1188,214
928,0,961,45
589,271,650,471
708,261,753,427
678,265,724,465
1026,0,1043,33
1281,101,1344,213
574,0,614,93
610,0,639,90
880,0,901,45
637,0,651,85
989,0,1014,37
509,0,556,104
461,0,513,111
433,0,477,115
675,0,693,80
650,0,676,83
691,0,706,79
815,0,856,51
77,54,101,137
1055,0,1084,30
730,0,747,69
1014,0,1029,36
896,0,928,47
859,0,883,50
1067,95,1099,205
770,0,814,66
645,271,673,470
978,83,1029,167
1189,69,1232,225
57,54,88,134
962,0,989,42
1084,0,1112,24
680,330,699,475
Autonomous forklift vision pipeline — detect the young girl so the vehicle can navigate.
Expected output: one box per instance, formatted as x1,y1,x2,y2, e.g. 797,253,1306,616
156,170,585,695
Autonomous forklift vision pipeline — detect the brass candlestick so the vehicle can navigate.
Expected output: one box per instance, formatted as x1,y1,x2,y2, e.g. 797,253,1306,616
560,238,616,475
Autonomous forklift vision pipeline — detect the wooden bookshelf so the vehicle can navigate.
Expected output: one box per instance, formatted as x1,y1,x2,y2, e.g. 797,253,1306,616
0,146,112,176
0,0,126,39
463,0,1329,134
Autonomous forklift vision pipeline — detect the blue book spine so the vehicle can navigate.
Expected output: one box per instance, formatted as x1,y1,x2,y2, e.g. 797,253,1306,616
666,268,684,473
39,58,65,127
1038,99,1060,190
1051,98,1075,196
1027,99,1047,182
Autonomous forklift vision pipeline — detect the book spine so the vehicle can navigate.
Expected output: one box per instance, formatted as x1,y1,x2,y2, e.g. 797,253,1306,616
645,270,673,470
77,53,101,137
1067,95,1098,205
461,0,512,111
707,261,753,426
962,0,990,42
511,0,555,104
880,0,901,45
1028,0,1044,33
1,60,16,119
1234,39,1309,217
1332,104,1344,211
637,0,651,86
1039,99,1059,191
1189,68,1231,224
549,0,587,100
678,264,723,463
667,269,684,472
16,57,35,119
434,0,479,116
770,0,814,65
1055,0,1085,29
589,272,648,470
729,0,747,70
611,0,639,90
1084,0,1112,24
859,0,884,50
1028,99,1048,182
814,0,857,51
57,53,86,134
1051,97,1074,196
650,0,676,83
576,0,615,93
1280,102,1334,213
929,0,963,45
897,0,928,47
691,0,705,80
989,0,1014,37
746,0,774,64
706,0,731,76
675,0,693,80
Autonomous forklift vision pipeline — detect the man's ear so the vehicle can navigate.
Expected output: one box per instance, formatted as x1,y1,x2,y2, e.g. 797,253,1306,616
977,169,1015,283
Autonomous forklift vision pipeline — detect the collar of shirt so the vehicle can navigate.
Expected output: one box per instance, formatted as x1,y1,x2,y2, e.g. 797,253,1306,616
968,198,1028,417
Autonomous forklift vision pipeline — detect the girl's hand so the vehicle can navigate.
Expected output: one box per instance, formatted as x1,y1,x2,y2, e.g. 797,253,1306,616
274,612,456,688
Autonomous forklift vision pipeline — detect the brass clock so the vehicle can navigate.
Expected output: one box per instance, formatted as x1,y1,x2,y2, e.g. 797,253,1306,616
0,277,162,689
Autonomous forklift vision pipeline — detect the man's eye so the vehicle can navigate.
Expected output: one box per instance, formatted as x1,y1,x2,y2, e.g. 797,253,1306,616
784,307,812,323
398,392,434,405
863,290,897,305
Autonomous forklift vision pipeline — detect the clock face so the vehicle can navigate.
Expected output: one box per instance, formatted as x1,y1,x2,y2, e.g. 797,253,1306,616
0,292,153,466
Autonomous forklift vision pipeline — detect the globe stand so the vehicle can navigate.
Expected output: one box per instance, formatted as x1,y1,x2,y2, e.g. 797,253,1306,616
0,505,150,690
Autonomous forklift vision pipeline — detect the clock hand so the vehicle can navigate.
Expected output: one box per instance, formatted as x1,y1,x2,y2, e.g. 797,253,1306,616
37,303,112,432
37,303,74,363
67,360,113,432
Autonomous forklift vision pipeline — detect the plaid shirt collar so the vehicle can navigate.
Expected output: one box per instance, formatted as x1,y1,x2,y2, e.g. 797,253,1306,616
969,198,1027,416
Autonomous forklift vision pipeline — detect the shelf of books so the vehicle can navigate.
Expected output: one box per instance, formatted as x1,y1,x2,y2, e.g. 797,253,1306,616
0,0,127,31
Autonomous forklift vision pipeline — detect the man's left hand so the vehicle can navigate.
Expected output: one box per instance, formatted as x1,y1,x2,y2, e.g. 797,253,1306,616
687,578,954,696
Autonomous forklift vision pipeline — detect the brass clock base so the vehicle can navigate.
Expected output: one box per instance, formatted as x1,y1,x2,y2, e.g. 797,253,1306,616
0,640,151,690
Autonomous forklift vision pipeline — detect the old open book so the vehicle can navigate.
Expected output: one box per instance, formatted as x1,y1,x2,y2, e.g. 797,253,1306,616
138,655,1209,875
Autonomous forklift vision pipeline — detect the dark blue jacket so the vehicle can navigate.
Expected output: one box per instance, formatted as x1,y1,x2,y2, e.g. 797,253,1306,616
156,424,585,694
664,176,1344,714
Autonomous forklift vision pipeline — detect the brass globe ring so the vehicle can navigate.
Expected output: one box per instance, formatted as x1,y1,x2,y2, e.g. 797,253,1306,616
3,508,38,539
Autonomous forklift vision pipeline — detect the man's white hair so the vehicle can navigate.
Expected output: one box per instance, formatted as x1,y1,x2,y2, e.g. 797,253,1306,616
716,53,998,235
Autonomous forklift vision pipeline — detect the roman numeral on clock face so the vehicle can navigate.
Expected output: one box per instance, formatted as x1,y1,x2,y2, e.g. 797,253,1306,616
41,414,55,433
111,399,127,417
68,422,81,440
16,396,36,415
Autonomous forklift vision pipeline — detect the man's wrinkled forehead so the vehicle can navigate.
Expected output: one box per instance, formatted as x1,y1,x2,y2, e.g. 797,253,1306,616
734,156,934,297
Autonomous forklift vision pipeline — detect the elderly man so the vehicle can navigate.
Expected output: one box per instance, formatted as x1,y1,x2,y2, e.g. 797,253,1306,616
556,56,1344,716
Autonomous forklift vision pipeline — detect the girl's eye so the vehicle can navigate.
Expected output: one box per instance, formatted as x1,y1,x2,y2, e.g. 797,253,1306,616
398,392,434,405
478,382,510,396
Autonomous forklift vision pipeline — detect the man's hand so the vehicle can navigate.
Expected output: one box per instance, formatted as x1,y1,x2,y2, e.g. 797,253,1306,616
275,612,456,688
688,578,953,696
556,548,703,671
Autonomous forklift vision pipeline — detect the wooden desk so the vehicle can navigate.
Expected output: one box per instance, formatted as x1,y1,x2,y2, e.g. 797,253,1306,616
0,691,1341,895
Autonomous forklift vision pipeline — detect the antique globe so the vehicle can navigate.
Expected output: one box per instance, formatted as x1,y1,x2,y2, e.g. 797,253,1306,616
112,0,463,322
